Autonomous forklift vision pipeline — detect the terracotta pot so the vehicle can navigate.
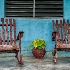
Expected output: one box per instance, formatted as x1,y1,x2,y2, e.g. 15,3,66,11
32,48,46,59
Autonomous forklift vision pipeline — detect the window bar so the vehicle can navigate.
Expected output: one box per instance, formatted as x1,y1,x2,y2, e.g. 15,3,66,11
33,0,35,18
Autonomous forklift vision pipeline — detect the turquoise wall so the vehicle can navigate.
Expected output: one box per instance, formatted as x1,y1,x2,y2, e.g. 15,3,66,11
0,0,4,18
0,0,70,57
15,19,55,56
64,0,70,19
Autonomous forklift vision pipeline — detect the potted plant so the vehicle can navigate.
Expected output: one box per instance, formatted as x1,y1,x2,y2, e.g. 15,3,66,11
29,39,46,59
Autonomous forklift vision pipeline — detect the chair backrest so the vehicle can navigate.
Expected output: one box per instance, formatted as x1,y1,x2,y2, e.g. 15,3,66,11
0,18,16,45
52,19,70,44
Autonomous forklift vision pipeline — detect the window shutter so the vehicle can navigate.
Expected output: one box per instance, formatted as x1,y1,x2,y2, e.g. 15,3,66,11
35,0,63,18
6,0,63,18
6,0,33,17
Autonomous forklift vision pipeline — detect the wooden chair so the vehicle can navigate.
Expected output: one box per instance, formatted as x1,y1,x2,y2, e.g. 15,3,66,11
0,18,24,65
52,19,70,63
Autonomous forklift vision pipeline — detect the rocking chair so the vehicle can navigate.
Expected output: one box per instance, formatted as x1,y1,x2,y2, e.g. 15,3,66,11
52,19,70,63
0,18,24,65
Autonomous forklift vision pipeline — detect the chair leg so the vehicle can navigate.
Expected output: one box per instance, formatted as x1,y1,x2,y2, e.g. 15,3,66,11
19,54,24,65
15,52,18,60
52,49,58,63
15,52,24,65
15,52,20,64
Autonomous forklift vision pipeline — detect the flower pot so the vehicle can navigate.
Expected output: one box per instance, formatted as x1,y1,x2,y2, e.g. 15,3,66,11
32,48,46,59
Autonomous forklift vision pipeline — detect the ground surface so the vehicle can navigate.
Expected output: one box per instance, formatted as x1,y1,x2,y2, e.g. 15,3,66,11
0,56,70,70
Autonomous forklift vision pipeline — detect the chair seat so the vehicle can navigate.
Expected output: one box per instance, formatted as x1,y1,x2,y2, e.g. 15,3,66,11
56,43,70,48
0,45,20,51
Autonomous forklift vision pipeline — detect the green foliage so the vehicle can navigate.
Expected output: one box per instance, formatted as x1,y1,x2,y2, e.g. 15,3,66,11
30,39,46,50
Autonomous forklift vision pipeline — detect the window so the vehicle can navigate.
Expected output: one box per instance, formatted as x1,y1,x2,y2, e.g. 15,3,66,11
6,0,63,18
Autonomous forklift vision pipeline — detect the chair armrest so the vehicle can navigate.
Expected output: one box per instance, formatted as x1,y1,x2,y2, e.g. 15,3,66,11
52,31,57,41
17,31,24,40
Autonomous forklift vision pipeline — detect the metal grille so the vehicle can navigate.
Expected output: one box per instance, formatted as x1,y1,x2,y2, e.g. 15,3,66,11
6,0,63,18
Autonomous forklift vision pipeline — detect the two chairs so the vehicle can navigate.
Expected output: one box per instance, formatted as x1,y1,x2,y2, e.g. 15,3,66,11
0,18,70,65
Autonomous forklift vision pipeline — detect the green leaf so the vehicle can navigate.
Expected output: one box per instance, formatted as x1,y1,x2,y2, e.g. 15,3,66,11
29,39,47,50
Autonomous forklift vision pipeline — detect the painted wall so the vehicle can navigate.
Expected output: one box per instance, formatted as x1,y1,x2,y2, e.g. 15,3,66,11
64,0,70,19
15,19,54,56
0,0,70,57
0,0,4,18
